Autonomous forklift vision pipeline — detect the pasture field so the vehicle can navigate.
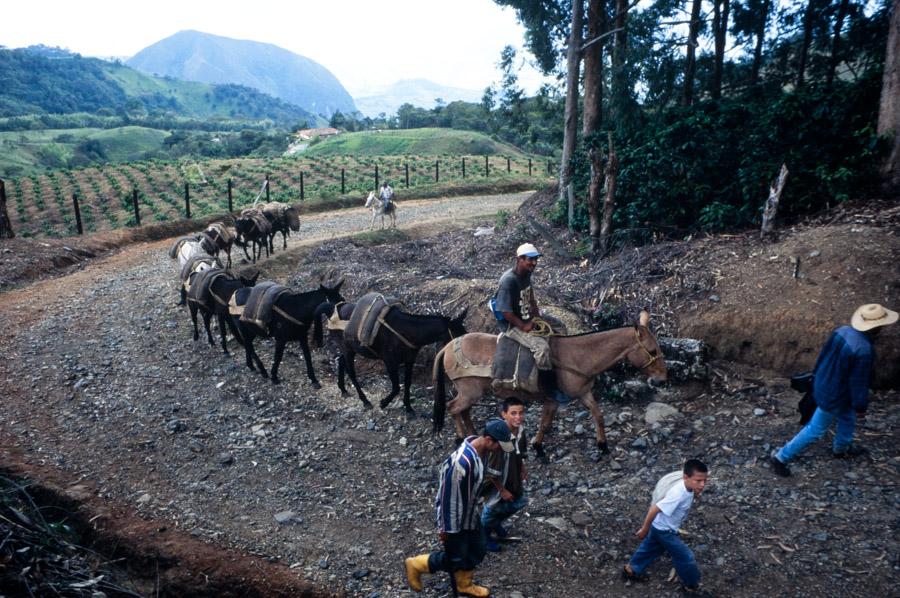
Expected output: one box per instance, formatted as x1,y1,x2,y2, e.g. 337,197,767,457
302,127,529,158
5,153,553,238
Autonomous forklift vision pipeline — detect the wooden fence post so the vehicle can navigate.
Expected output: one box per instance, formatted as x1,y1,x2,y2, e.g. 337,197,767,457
529,158,533,176
375,165,379,191
72,193,83,235
405,163,409,188
485,155,489,177
132,189,141,226
761,164,789,240
462,157,466,178
227,179,233,212
435,160,439,182
548,161,553,174
341,168,345,194
184,183,191,218
300,171,305,200
265,174,270,202
0,179,14,239
507,157,511,173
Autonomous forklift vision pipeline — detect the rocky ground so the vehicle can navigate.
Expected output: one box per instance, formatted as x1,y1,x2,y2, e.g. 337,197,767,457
0,190,898,597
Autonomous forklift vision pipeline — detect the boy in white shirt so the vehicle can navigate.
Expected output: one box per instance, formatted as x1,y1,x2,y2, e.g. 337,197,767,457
622,459,709,593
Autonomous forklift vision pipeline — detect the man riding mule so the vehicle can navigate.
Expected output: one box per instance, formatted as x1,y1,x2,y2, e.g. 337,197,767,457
433,311,668,462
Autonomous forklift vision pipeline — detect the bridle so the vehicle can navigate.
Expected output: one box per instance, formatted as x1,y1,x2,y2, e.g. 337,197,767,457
633,327,660,370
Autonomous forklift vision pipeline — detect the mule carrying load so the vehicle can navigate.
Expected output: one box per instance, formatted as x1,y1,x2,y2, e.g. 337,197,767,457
228,280,345,385
200,222,236,268
433,311,668,462
178,255,222,305
185,268,258,353
345,293,406,351
260,202,300,250
235,208,273,263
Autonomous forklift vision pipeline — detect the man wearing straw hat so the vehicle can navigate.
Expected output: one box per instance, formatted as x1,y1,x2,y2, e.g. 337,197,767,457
770,304,898,477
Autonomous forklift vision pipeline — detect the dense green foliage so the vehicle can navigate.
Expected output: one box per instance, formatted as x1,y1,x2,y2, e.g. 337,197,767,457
568,75,883,234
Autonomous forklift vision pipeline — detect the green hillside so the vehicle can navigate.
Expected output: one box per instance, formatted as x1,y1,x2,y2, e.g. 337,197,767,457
0,47,320,126
303,128,529,158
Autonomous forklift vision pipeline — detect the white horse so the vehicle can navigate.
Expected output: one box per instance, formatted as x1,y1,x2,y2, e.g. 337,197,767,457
365,191,397,229
176,240,210,269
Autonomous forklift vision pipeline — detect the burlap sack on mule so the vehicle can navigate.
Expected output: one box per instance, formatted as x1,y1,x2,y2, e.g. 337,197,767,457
345,292,403,349
491,334,541,395
187,268,226,305
240,281,290,329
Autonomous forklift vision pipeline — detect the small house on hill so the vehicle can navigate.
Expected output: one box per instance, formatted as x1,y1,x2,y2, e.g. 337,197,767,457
295,127,341,141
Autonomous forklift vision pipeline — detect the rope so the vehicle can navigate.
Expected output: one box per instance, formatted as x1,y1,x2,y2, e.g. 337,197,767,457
528,317,560,337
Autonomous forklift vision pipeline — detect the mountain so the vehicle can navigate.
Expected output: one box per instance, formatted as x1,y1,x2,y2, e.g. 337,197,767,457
127,30,355,117
353,79,484,117
0,47,319,125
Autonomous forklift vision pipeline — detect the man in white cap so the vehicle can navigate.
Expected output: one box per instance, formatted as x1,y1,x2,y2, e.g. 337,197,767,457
404,418,514,596
770,303,898,476
494,242,543,333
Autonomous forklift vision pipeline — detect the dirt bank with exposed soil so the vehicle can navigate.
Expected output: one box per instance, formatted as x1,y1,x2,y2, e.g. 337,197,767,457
0,190,897,597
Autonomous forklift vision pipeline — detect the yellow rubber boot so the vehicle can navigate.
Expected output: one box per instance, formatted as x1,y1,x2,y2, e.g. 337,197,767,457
404,554,430,591
455,570,490,597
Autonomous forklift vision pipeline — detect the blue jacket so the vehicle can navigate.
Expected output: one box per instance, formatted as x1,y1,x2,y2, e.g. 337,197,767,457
813,326,873,414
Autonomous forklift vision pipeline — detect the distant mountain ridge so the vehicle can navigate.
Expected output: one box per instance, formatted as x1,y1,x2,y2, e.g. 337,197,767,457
127,30,356,117
353,79,484,117
0,47,319,125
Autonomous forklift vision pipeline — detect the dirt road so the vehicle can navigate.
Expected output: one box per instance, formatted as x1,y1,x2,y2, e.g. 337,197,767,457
1,190,897,597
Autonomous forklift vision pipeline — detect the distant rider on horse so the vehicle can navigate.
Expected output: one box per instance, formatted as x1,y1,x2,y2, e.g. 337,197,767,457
379,181,394,209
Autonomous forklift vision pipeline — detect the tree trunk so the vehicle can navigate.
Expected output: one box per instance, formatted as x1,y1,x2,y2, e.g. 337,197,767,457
588,145,605,255
582,0,605,137
0,179,15,239
610,0,629,122
878,0,900,191
760,164,789,240
598,133,618,255
750,0,770,85
796,0,821,89
711,0,730,99
560,0,584,230
827,0,851,87
683,0,703,106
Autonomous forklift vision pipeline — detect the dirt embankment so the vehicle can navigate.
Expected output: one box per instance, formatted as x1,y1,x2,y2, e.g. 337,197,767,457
0,190,898,597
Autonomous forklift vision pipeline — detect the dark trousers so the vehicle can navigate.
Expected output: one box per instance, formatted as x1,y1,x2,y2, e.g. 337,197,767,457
428,529,487,573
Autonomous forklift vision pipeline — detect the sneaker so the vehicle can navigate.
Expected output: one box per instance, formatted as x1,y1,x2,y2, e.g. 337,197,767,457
485,537,501,552
621,565,646,583
769,455,791,477
833,445,868,459
494,525,509,539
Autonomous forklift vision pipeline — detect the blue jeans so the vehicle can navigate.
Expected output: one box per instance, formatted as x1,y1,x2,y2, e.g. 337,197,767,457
481,494,528,532
776,407,856,463
629,527,700,588
428,529,486,573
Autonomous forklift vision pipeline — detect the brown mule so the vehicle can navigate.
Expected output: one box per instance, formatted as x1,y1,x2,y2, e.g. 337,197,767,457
432,311,667,460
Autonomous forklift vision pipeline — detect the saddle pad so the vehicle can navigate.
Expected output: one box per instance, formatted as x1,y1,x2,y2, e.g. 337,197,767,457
444,337,492,380
326,304,349,331
345,292,402,349
228,292,244,317
187,268,227,305
168,235,198,259
240,281,290,329
491,334,540,394
180,255,219,281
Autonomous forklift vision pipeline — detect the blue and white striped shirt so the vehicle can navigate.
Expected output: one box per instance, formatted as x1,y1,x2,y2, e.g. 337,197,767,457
435,436,484,533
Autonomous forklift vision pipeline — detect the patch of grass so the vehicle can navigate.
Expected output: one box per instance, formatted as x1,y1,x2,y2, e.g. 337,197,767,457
303,128,529,159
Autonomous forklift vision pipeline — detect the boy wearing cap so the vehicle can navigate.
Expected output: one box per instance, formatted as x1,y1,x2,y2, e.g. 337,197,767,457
405,419,514,597
770,303,898,477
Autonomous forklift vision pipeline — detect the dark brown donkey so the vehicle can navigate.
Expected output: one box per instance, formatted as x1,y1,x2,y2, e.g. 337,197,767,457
187,268,259,353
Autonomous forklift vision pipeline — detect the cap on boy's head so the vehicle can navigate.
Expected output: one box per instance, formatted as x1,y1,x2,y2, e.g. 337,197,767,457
516,243,542,258
484,418,514,452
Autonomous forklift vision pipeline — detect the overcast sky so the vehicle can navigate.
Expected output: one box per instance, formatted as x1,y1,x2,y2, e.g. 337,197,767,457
4,0,553,96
